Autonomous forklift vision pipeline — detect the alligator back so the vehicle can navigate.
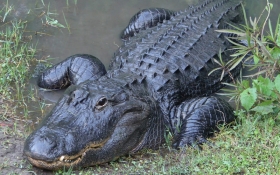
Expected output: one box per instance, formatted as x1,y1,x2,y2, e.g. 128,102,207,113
109,0,242,99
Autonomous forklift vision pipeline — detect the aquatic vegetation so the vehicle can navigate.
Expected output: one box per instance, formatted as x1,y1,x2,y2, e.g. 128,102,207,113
0,4,36,120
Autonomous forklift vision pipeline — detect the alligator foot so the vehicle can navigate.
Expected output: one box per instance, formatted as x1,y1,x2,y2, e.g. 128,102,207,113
121,8,175,39
172,96,235,149
37,54,106,90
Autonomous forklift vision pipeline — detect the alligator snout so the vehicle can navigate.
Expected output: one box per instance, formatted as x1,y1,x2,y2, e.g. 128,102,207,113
24,127,82,163
24,128,59,161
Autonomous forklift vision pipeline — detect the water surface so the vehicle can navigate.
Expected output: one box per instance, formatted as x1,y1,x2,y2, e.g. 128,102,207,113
6,0,279,67
2,0,279,104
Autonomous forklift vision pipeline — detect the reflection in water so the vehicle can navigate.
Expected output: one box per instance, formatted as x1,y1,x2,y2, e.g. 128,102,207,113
1,0,279,103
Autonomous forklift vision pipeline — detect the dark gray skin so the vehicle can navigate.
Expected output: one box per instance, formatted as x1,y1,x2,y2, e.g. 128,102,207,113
24,0,242,170
121,8,175,39
37,54,107,89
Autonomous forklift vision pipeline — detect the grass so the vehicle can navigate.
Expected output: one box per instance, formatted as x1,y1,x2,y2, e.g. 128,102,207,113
0,1,73,173
0,6,36,122
66,0,78,7
0,0,279,174
58,114,278,174
37,0,74,33
0,5,38,174
0,0,71,122
186,115,280,174
50,117,280,174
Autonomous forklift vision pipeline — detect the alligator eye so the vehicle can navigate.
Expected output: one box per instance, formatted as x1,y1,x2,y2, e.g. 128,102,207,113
95,97,108,110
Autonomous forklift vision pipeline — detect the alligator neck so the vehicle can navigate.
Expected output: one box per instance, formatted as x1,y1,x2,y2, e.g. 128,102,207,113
105,68,181,115
100,70,175,151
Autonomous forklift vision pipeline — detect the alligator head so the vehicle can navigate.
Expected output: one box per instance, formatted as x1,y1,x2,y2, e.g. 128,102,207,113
24,80,152,170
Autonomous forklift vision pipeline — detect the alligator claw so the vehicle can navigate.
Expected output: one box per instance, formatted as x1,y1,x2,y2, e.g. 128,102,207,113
173,135,211,150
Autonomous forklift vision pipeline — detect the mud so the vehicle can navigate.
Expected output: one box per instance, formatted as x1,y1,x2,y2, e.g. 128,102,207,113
0,125,28,174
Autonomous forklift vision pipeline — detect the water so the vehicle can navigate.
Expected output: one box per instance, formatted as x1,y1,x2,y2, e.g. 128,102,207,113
5,0,279,66
2,0,280,103
8,0,194,66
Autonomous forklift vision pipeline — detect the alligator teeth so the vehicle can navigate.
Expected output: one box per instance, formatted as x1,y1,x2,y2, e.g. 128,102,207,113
59,156,65,162
59,155,81,163
59,156,73,163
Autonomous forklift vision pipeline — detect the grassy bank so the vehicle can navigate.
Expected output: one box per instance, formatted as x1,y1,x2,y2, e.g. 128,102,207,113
0,5,36,122
66,116,279,175
0,2,38,174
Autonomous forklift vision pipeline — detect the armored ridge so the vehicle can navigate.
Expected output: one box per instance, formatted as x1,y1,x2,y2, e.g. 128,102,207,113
24,0,243,170
121,8,176,39
90,0,243,149
104,0,242,150
109,0,241,108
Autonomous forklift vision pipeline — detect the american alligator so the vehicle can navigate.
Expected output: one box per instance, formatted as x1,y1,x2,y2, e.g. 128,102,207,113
24,0,243,170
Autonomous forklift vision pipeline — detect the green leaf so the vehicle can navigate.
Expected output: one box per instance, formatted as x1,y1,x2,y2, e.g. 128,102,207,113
275,15,280,46
215,29,245,36
241,3,248,27
252,76,274,96
208,67,222,76
229,53,248,71
274,74,280,93
241,80,250,89
254,37,272,59
240,88,257,111
243,69,269,78
265,3,273,11
253,55,260,64
268,19,274,39
251,100,274,115
271,47,280,60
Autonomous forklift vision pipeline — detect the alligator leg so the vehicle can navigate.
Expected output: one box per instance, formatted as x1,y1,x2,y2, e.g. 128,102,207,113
37,54,106,90
121,8,175,39
172,96,235,149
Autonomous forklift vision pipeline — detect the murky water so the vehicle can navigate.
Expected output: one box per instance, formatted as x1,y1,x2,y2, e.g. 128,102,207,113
2,0,280,107
5,0,279,66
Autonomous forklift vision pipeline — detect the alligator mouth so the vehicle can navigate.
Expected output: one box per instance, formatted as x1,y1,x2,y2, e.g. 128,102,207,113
58,154,82,163
27,154,82,170
25,140,107,170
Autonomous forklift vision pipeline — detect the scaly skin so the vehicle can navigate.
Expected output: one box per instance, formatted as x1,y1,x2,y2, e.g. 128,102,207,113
121,8,175,39
37,54,106,89
24,0,242,170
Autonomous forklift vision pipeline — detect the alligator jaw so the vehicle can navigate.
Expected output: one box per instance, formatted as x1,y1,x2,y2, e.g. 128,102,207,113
25,140,107,170
26,155,82,170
